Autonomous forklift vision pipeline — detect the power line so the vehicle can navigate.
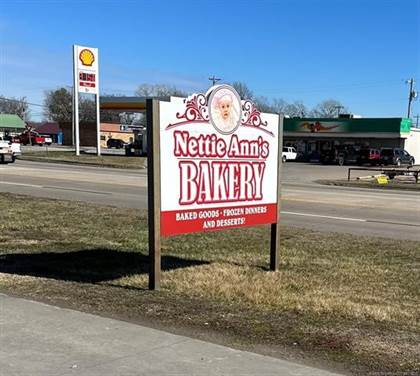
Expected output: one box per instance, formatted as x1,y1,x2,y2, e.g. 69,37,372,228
0,96,46,108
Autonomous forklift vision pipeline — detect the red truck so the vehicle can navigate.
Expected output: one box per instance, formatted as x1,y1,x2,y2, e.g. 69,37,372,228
357,148,381,166
20,131,45,146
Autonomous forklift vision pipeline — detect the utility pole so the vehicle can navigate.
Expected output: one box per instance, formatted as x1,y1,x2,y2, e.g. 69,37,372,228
406,78,417,119
414,114,419,128
209,75,221,86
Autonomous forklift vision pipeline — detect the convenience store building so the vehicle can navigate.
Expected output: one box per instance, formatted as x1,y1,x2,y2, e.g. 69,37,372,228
283,117,419,162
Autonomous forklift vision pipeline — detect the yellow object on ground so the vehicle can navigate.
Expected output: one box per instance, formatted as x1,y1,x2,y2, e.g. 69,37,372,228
376,175,389,184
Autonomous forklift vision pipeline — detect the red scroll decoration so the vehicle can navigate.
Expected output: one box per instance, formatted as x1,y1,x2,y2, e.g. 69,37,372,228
167,94,209,130
241,100,273,137
167,95,274,137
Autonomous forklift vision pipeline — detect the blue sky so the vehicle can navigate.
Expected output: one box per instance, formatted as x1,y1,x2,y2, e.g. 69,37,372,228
1,0,419,120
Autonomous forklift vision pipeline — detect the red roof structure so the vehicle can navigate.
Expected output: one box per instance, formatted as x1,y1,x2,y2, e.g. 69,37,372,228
29,122,60,135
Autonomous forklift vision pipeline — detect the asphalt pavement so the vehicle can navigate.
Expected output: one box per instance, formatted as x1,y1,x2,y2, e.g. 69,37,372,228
0,293,342,376
0,160,419,240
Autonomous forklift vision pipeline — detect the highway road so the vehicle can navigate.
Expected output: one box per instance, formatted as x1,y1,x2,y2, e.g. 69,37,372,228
1,160,419,241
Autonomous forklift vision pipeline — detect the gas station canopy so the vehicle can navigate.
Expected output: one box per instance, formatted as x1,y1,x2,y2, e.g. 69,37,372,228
100,96,169,111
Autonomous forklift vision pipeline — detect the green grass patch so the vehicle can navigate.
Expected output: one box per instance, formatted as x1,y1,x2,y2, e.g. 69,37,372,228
18,151,146,169
0,193,419,375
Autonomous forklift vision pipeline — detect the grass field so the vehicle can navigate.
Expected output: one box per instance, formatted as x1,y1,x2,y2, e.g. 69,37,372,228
18,151,146,169
0,193,419,375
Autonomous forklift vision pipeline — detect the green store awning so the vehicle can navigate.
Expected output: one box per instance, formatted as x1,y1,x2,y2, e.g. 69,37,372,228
284,117,411,135
0,114,26,129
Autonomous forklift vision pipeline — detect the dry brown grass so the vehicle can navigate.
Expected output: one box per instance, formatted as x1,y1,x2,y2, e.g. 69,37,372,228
114,235,419,328
0,192,419,374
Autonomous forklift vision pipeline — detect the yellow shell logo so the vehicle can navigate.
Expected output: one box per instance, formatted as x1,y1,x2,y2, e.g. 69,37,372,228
79,49,95,66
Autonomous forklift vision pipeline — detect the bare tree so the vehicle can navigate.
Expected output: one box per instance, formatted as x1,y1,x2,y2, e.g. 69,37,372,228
79,96,96,122
231,82,308,116
119,112,145,126
0,95,30,120
135,84,187,97
231,81,254,100
253,96,274,112
283,101,308,117
312,99,348,118
271,98,288,114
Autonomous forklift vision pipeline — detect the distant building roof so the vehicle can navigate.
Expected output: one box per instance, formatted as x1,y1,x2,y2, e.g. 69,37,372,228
0,114,26,129
30,122,60,135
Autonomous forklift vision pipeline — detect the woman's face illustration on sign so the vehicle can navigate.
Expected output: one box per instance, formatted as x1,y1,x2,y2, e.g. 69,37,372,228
209,86,242,135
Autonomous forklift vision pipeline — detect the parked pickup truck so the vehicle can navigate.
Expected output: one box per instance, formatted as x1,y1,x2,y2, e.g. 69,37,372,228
20,131,45,146
282,146,297,162
41,136,52,145
0,138,15,164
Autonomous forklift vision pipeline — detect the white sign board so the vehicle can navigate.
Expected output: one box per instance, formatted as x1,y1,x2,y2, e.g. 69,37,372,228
74,45,99,94
159,85,279,236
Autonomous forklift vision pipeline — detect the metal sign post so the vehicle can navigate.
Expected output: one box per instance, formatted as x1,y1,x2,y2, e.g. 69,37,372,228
146,99,162,290
270,114,284,271
96,92,101,156
72,45,80,156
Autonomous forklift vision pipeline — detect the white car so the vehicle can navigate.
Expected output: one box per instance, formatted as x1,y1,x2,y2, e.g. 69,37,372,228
0,139,15,164
10,141,21,155
282,146,297,162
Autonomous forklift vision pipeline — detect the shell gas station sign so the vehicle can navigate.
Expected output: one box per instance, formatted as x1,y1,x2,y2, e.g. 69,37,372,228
147,85,284,289
74,45,99,95
72,44,100,157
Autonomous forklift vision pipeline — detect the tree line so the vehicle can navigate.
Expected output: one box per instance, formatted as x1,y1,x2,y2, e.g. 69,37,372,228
0,96,30,120
0,82,349,123
134,82,350,118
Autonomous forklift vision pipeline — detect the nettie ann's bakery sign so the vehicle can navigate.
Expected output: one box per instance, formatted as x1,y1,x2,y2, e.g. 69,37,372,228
147,85,284,289
158,85,280,236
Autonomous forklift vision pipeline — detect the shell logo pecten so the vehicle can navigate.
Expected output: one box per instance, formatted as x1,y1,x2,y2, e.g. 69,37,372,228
79,49,95,66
